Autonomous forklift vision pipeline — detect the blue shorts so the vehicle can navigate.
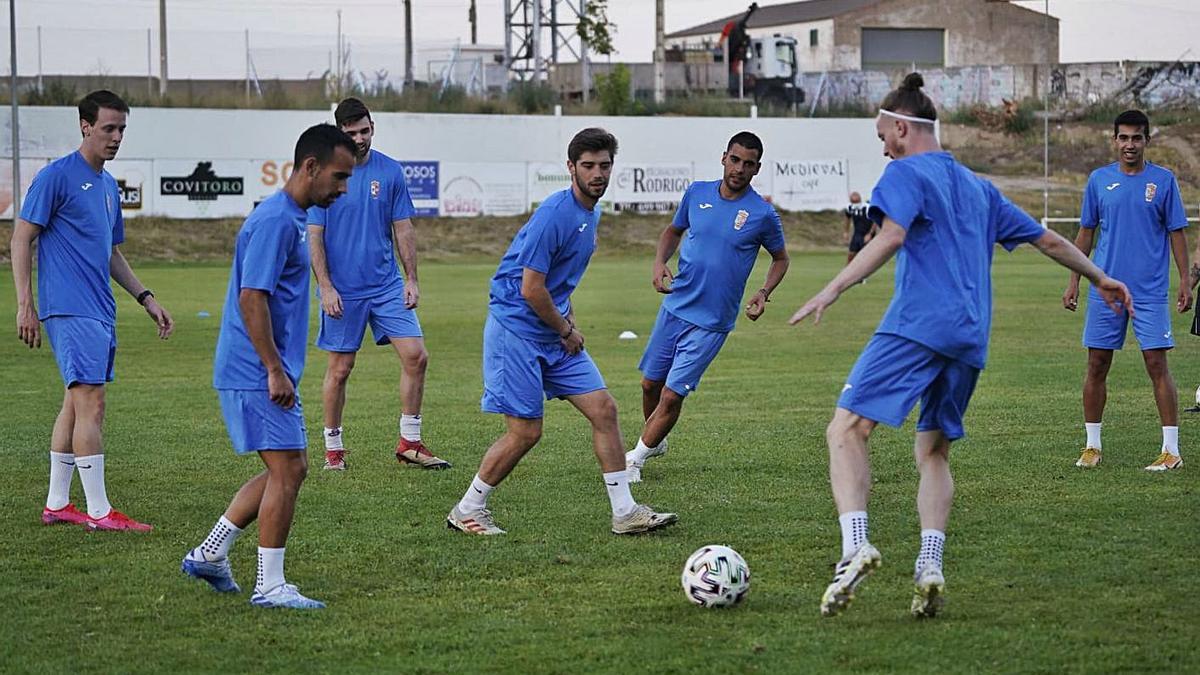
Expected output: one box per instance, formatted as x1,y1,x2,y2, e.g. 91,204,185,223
480,315,607,419
317,291,422,352
1083,295,1172,351
638,307,729,397
837,334,980,441
44,316,116,387
217,389,307,454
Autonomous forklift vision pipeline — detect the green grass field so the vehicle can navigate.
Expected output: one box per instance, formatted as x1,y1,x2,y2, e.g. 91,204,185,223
2,252,1197,673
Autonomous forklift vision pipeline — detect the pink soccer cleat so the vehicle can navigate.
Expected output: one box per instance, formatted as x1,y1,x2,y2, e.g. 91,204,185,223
86,509,153,532
42,503,90,526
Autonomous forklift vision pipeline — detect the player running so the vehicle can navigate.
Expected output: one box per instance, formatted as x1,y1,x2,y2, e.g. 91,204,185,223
625,131,789,483
307,97,449,472
790,73,1133,619
1063,109,1191,471
447,128,677,536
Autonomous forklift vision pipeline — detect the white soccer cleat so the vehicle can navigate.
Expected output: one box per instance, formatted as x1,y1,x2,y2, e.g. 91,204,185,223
625,439,667,483
627,462,643,484
446,505,507,535
612,504,678,535
250,583,325,609
820,542,882,617
911,564,946,618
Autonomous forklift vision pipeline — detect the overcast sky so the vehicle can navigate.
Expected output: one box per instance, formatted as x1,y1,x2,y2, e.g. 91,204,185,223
5,0,1199,79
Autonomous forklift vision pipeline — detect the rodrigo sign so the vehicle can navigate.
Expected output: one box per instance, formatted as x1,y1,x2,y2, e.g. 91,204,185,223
610,163,692,213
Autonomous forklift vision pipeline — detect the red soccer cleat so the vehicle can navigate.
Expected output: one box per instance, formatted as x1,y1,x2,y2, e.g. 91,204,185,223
42,503,90,526
323,449,347,471
396,438,451,470
86,509,153,532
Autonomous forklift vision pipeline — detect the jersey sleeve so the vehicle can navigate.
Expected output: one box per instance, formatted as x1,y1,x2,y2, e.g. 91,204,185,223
1162,175,1189,232
239,221,294,293
306,205,327,228
670,183,692,231
867,163,921,230
514,206,560,275
988,183,1045,251
19,165,61,228
391,166,417,221
1079,174,1100,229
760,207,787,254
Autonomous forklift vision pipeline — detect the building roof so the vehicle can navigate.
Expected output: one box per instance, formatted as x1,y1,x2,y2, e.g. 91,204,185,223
666,0,884,39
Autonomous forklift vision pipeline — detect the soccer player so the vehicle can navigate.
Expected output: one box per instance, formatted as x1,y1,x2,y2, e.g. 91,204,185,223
12,90,174,531
843,191,876,264
1063,110,1191,471
789,74,1133,619
181,124,355,609
625,131,789,483
446,128,677,536
307,98,449,472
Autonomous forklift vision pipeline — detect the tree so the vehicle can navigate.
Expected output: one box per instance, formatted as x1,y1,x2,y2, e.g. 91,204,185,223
577,0,616,56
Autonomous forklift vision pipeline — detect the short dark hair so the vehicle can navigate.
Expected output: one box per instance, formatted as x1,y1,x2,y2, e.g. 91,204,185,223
334,97,371,128
880,72,937,123
1113,109,1150,138
567,127,618,163
78,90,129,125
293,123,356,167
727,131,764,160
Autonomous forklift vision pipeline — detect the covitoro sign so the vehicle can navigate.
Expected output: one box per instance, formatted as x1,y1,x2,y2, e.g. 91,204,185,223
160,162,244,201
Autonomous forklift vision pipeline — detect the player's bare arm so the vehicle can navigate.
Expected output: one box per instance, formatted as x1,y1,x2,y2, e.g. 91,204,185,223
1062,227,1095,311
392,217,420,309
10,219,41,348
110,246,174,339
652,225,683,294
745,247,789,321
521,267,584,354
790,219,906,326
239,288,295,408
307,224,343,319
1033,229,1133,317
1169,229,1191,313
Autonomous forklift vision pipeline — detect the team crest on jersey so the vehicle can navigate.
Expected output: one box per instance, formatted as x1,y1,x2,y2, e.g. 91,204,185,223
370,180,381,198
733,209,749,230
1144,183,1157,202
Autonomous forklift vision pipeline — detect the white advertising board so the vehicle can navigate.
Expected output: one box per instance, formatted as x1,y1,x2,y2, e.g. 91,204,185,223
769,159,849,212
152,159,253,218
439,162,527,218
107,160,155,215
609,163,692,214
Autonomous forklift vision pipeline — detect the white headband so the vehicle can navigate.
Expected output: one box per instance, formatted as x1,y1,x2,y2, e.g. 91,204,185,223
878,108,936,124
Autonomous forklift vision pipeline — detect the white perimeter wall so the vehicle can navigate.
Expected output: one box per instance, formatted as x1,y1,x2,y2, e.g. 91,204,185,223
0,107,892,219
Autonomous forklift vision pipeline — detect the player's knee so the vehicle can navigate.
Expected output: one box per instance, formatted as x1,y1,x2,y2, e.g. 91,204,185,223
826,413,869,446
592,393,620,427
404,347,429,373
1085,353,1113,378
512,423,542,449
659,390,684,414
70,386,106,422
328,358,356,383
641,378,663,397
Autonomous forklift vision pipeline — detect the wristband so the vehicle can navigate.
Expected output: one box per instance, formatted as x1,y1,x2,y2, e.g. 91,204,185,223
758,288,770,301
136,289,155,306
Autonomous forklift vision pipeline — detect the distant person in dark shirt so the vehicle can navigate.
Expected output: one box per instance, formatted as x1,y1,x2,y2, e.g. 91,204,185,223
844,191,876,264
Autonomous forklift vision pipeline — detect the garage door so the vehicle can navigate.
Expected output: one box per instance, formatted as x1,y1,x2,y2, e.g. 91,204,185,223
861,28,944,70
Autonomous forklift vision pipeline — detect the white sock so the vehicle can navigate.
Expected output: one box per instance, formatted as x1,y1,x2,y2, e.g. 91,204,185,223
323,427,344,450
627,437,663,464
1163,426,1179,457
603,470,637,518
46,451,76,510
256,547,286,594
189,516,244,562
1085,422,1102,450
457,474,494,513
76,454,112,519
915,529,946,573
400,414,422,442
838,511,869,558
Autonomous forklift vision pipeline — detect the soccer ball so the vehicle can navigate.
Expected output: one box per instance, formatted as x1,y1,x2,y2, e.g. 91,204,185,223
681,545,750,608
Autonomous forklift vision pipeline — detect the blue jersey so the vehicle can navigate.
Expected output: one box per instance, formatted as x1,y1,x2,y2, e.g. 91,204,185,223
488,188,600,341
20,151,125,323
1080,162,1188,303
214,190,312,390
306,149,415,300
869,152,1045,369
663,180,786,332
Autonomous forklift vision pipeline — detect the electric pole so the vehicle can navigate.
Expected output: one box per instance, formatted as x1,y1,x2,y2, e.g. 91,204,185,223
158,0,168,97
404,0,414,88
653,0,665,104
469,0,477,45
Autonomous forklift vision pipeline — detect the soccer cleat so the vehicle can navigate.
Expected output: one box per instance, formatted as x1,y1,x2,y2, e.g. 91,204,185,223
910,565,946,618
181,554,241,593
86,509,153,532
446,505,506,535
820,542,882,617
1145,452,1183,471
42,503,90,526
250,583,325,609
396,439,451,470
624,439,667,484
1075,446,1102,468
611,504,678,535
323,449,346,471
627,462,644,484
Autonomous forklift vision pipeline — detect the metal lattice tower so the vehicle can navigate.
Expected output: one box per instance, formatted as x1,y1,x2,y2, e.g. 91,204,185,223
504,0,588,83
